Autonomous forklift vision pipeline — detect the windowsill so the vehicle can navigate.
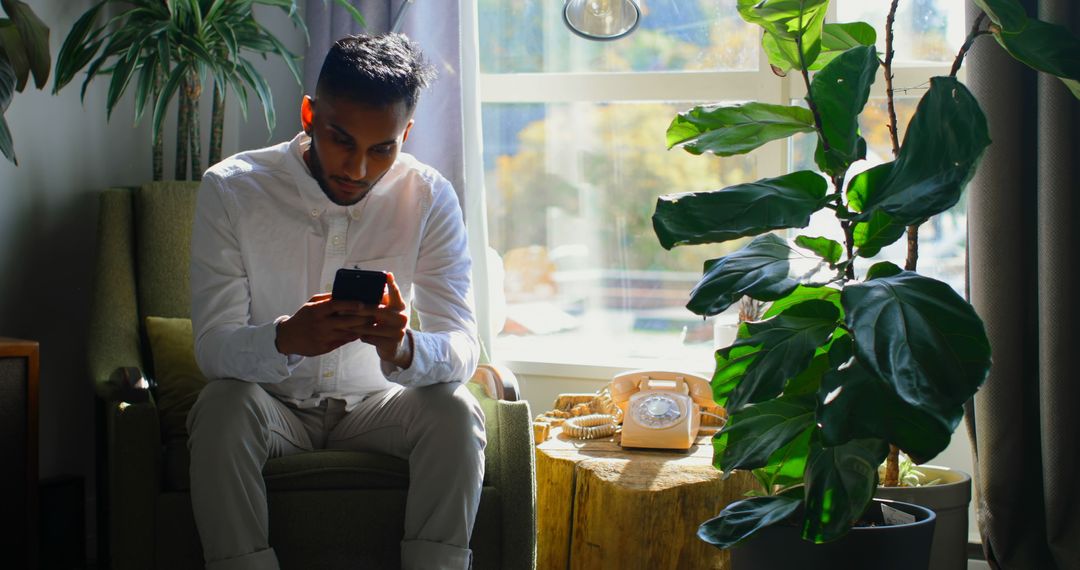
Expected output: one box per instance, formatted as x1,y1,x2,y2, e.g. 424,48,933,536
500,356,713,381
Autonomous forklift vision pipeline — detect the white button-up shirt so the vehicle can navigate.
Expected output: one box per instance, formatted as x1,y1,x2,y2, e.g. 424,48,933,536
190,132,479,410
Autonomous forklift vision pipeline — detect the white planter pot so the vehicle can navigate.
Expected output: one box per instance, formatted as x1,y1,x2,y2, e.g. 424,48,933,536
877,465,972,570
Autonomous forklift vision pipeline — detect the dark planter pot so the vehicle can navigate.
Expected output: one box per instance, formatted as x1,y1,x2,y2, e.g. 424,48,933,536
729,499,937,570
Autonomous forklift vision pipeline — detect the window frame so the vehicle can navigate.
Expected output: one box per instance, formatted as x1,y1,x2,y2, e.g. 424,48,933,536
470,2,960,377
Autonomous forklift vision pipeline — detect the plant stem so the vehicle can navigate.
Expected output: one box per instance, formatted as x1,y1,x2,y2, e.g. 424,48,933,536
883,0,901,159
209,82,225,166
152,71,164,181
795,34,831,152
175,78,191,180
950,13,989,78
881,0,904,489
190,94,202,181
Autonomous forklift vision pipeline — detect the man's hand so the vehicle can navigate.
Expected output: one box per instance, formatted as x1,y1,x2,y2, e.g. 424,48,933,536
338,272,413,368
275,293,364,357
274,273,413,368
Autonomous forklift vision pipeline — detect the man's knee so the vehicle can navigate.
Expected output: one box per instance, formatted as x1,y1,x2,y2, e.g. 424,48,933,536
414,382,486,444
187,380,270,450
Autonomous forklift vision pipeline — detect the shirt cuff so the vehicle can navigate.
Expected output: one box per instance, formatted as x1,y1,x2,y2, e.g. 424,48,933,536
257,316,303,379
383,330,437,387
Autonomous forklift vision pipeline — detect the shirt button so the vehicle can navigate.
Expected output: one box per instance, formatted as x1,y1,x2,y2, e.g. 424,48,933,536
332,235,341,244
322,370,334,378
310,209,319,217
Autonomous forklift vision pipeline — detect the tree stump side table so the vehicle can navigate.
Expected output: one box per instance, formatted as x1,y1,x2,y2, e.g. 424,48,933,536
536,427,757,570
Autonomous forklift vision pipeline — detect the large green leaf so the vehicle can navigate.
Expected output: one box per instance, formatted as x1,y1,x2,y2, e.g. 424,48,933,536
717,299,840,412
106,40,146,120
809,22,877,71
699,495,802,549
816,337,957,464
52,0,107,93
842,271,992,422
852,210,906,257
653,171,828,249
0,21,30,91
847,162,906,257
752,425,813,491
0,113,12,163
794,235,842,265
667,102,816,156
132,53,159,125
972,0,1028,32
712,342,760,407
992,19,1080,100
848,77,991,225
152,62,187,142
802,436,889,543
810,45,878,175
256,21,301,85
688,233,803,316
763,285,841,319
1,0,49,89
741,0,830,72
0,57,12,163
238,57,275,134
0,54,11,107
716,393,817,471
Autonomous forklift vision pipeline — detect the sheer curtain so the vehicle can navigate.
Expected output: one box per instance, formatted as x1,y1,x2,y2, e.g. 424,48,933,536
966,1,1080,568
302,0,496,352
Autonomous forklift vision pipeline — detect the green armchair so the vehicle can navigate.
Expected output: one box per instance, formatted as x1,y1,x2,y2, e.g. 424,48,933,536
87,182,536,569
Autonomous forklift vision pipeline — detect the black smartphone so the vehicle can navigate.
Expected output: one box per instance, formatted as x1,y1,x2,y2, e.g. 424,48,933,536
331,268,387,305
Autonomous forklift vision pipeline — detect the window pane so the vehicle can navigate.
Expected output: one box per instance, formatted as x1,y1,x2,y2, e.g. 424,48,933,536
478,0,759,74
483,102,757,369
838,0,968,64
790,97,967,294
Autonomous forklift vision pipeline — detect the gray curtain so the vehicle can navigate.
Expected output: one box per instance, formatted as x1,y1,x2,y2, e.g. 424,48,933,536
302,0,466,206
966,1,1080,568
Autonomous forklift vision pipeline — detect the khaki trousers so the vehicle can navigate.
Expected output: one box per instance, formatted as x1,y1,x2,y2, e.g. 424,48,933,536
186,379,486,570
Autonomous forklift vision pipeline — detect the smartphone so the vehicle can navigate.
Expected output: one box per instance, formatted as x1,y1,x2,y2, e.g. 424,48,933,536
331,268,387,305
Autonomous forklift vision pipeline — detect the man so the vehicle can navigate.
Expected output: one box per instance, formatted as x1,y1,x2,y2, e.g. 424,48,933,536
187,33,484,570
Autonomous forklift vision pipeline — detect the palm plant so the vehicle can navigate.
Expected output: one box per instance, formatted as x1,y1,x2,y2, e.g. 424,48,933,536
53,0,364,181
0,0,50,165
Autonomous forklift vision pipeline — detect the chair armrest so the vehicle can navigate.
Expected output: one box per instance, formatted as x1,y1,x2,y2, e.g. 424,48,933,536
469,363,522,401
105,369,161,570
469,364,537,568
489,398,536,570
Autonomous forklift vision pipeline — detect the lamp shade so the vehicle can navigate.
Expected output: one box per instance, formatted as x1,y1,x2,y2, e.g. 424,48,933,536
563,0,641,41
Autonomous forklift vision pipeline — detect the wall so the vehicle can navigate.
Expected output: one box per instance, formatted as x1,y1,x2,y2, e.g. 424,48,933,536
0,1,304,561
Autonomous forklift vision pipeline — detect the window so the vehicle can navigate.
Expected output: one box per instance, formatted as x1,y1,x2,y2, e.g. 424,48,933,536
476,0,968,374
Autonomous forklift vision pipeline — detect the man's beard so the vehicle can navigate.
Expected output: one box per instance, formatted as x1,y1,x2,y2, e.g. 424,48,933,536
306,140,383,207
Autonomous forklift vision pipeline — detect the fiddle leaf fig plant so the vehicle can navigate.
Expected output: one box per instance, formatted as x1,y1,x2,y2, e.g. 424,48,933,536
653,0,1080,548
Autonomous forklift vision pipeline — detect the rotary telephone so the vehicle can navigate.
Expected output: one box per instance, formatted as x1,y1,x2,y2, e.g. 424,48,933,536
610,370,716,450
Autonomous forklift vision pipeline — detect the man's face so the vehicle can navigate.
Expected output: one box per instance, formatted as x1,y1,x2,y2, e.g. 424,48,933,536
301,94,414,206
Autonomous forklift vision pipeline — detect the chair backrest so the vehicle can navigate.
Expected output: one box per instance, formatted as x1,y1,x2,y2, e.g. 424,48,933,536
133,182,200,323
87,182,199,396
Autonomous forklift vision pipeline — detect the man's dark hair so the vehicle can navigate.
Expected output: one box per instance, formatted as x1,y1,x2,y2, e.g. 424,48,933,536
315,33,436,111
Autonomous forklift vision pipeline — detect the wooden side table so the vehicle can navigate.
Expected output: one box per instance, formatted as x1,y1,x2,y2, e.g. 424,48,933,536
536,427,756,570
0,338,39,569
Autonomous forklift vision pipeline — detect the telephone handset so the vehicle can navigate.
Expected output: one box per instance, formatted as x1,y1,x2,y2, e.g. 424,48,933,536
610,370,714,450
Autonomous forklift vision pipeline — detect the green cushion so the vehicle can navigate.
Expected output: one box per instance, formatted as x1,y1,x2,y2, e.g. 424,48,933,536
145,316,206,441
